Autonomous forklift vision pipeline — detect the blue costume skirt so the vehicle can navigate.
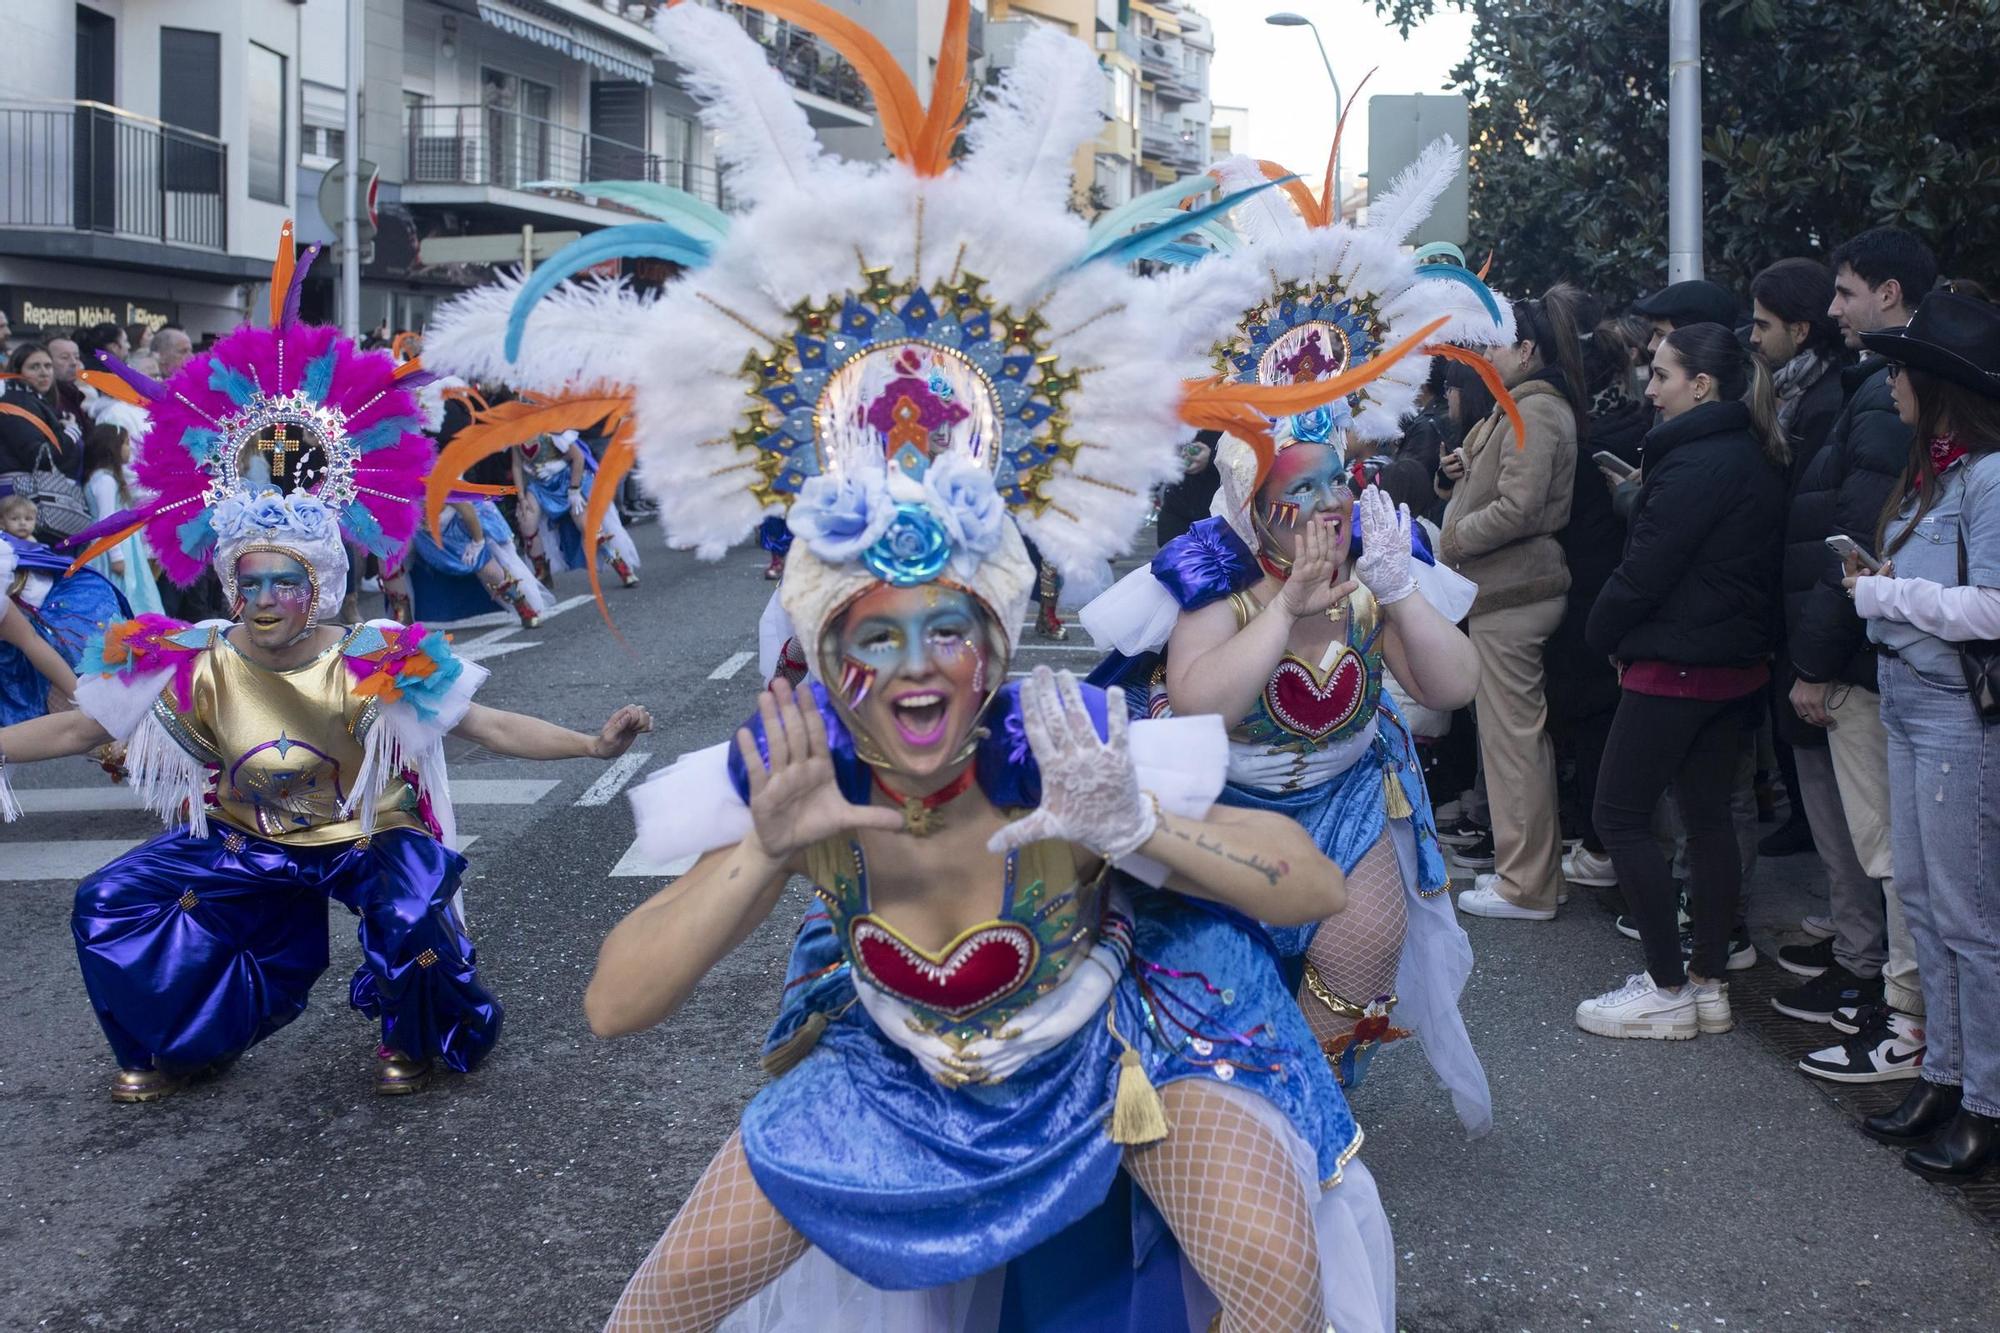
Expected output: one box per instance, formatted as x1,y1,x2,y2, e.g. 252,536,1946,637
0,563,129,724
739,878,1360,1295
71,825,502,1074
410,500,510,622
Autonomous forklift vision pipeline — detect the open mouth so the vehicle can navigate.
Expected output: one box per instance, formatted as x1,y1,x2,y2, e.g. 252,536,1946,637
250,615,285,630
889,690,951,747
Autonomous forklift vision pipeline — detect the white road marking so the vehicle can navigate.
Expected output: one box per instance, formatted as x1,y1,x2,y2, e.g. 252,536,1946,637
0,831,485,882
574,751,653,807
609,842,701,879
708,650,757,680
450,778,562,805
455,640,539,663
12,779,559,816
429,592,594,633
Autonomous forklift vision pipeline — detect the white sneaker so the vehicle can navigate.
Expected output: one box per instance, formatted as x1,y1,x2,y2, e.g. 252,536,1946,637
1574,973,1698,1040
1800,913,1835,940
1562,846,1618,887
1690,978,1733,1034
1457,876,1557,921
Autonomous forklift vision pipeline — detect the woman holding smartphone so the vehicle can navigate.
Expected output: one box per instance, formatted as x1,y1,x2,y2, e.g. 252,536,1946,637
1843,290,2000,1182
1575,323,1788,1040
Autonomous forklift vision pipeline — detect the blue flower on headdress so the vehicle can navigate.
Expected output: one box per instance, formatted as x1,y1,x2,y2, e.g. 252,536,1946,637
289,496,335,541
862,503,954,587
923,454,1005,572
1286,398,1352,447
790,470,894,564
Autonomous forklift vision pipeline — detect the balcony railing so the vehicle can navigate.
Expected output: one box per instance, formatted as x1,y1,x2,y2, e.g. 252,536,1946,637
698,1,872,113
405,103,724,208
0,101,226,250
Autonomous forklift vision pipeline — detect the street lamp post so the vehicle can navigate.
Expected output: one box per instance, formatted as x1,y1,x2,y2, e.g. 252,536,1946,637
1265,11,1342,216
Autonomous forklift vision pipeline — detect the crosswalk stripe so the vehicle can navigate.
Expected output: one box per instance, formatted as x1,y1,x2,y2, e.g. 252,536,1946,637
708,651,756,680
609,842,700,879
573,751,652,807
7,778,559,817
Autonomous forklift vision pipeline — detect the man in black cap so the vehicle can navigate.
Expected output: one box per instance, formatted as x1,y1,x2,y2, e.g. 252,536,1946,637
1632,279,1741,354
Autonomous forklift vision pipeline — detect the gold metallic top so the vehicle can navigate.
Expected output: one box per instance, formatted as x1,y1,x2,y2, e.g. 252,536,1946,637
152,626,424,846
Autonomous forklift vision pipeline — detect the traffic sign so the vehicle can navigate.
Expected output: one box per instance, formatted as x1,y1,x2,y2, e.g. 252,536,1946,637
418,227,583,273
317,158,381,245
1366,95,1472,248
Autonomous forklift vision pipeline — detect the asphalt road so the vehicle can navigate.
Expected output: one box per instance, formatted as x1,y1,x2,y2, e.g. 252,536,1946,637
2,543,1995,1332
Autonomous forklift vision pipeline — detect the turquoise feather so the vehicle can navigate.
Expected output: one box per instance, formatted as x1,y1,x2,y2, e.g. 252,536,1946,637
350,414,423,453
207,360,259,407
1083,175,1214,253
1074,178,1291,271
1412,263,1506,327
523,179,731,242
1411,242,1467,266
505,222,715,362
303,347,340,404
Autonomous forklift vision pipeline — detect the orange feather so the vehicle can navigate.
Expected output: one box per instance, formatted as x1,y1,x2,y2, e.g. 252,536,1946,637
913,0,972,176
0,401,58,449
582,422,639,643
727,1,926,168
1425,343,1527,449
1319,67,1376,224
1177,399,1277,484
424,394,631,542
1477,250,1494,281
65,516,152,576
393,356,429,381
1257,160,1323,227
269,220,296,328
78,369,148,406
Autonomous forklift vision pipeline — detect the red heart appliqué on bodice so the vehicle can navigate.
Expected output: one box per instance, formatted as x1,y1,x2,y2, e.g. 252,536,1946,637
1266,652,1366,742
850,918,1039,1020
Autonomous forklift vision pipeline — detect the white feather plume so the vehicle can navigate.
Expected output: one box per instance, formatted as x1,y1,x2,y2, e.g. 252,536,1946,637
424,273,653,394
960,26,1105,210
1212,154,1305,247
654,4,825,208
1364,136,1461,246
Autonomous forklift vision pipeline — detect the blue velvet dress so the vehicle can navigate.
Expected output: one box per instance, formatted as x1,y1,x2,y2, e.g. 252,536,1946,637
720,682,1362,1299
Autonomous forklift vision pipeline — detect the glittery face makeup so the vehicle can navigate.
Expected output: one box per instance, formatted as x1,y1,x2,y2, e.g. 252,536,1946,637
233,551,316,650
1255,443,1354,567
831,583,998,778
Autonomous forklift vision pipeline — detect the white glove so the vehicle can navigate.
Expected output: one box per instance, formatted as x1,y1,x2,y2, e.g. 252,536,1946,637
1353,485,1417,605
986,666,1158,861
568,489,589,521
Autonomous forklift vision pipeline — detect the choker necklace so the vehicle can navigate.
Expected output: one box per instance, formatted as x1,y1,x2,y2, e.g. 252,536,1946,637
874,765,978,837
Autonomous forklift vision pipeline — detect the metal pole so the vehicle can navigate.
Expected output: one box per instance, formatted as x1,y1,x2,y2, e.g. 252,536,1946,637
1666,0,1702,282
1307,24,1343,216
341,0,363,337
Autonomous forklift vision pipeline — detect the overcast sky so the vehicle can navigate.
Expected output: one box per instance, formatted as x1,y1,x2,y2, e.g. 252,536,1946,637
1205,0,1474,201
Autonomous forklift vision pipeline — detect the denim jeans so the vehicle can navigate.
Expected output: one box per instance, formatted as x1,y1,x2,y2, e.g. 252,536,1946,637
1878,655,2000,1115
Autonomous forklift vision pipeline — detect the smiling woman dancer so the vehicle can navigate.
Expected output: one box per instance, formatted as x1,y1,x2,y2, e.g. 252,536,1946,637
419,4,1432,1326
0,228,651,1101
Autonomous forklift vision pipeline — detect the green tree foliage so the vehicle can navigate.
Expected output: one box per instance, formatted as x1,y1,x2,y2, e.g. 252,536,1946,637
1372,0,2000,303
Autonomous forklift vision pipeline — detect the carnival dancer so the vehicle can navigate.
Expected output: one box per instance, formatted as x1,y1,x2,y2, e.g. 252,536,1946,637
0,225,653,1102
1081,142,1512,1133
381,495,551,628
514,428,640,589
1,505,129,725
0,532,86,751
420,4,1460,1325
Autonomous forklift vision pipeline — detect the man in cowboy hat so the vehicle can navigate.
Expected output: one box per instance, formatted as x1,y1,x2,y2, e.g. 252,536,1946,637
1779,225,1936,1062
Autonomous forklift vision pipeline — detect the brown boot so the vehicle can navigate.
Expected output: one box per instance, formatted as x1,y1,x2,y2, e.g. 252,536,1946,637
375,1047,433,1096
110,1066,187,1104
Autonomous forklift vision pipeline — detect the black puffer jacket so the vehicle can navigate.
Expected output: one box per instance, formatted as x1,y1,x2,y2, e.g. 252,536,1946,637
1587,400,1786,665
1784,359,1909,688
1547,395,1648,719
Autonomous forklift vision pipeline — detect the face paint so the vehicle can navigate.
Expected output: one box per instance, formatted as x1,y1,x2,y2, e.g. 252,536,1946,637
830,583,999,778
233,551,318,650
1265,499,1302,528
1253,442,1355,571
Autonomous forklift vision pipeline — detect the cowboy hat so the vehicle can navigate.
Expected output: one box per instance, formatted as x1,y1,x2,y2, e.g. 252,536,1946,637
1860,289,2000,400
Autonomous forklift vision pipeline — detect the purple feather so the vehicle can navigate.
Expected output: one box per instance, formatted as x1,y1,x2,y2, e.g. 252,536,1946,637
92,350,167,403
59,500,161,552
279,243,320,329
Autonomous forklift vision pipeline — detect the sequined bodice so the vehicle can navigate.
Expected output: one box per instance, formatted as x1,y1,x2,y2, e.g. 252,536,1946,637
153,627,424,845
803,835,1108,1045
1226,589,1385,752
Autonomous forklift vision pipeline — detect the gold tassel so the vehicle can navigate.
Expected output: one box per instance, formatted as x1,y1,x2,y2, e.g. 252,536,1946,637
1106,1011,1170,1145
1383,763,1413,820
760,1011,829,1078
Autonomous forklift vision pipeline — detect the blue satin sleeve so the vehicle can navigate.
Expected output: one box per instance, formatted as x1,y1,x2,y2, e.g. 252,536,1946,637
1149,516,1259,611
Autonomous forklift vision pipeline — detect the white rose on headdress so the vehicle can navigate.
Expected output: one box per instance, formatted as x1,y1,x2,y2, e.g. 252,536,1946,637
923,454,1005,572
211,492,256,540
288,496,335,541
245,491,292,532
789,469,895,565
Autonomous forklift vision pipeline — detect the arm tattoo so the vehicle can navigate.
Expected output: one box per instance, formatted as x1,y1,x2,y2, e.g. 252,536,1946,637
1164,823,1285,887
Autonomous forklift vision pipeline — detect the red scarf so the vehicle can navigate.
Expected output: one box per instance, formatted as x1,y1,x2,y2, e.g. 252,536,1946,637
1930,432,1970,475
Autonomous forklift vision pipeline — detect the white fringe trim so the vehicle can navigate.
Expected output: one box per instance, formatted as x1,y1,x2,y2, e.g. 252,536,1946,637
125,709,210,837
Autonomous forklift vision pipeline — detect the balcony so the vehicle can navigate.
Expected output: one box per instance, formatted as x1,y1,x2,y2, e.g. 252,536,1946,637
404,102,724,211
693,1,874,125
0,102,226,252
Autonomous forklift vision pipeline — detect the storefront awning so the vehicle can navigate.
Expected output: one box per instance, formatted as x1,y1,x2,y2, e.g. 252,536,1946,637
474,0,656,85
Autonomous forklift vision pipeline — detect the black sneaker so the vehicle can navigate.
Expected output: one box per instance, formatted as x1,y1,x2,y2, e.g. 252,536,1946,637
1452,832,1496,870
1437,814,1489,848
1830,1003,1868,1036
1771,964,1883,1024
1798,1008,1924,1084
1776,937,1834,978
1616,890,1690,941
1680,928,1758,972
1757,815,1816,858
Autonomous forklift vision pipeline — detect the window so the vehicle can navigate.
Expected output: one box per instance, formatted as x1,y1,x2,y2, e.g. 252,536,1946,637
159,28,221,194
247,42,286,202
481,68,553,189
301,125,346,163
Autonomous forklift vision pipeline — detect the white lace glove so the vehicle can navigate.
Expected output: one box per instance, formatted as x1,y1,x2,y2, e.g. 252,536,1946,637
568,488,589,521
987,666,1159,861
1353,485,1417,605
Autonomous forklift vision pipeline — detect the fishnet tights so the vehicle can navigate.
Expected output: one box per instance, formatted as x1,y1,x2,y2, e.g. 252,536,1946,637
1125,1080,1326,1333
605,1130,809,1333
1300,836,1406,1050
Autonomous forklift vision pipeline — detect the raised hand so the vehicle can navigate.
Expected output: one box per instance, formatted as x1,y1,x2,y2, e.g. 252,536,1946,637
1353,485,1417,605
590,704,654,759
987,667,1157,860
1278,511,1356,620
737,677,903,863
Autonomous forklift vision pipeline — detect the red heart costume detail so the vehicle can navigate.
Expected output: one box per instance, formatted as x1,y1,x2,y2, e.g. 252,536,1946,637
1266,652,1366,742
850,918,1039,1020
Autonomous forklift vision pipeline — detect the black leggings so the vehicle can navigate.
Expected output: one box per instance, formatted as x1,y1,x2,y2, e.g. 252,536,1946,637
1595,689,1760,986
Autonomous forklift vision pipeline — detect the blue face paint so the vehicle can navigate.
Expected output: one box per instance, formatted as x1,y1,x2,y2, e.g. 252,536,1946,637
1268,452,1347,523
838,589,982,680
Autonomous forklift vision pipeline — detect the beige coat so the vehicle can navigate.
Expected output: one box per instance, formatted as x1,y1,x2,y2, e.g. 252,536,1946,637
1439,376,1578,616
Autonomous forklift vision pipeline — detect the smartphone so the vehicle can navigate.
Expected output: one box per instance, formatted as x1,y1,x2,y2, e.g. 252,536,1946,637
1591,451,1638,480
1825,534,1883,572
